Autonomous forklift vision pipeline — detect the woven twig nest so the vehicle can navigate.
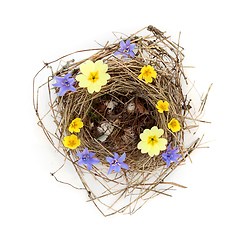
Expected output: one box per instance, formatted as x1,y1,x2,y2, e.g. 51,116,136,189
33,26,210,216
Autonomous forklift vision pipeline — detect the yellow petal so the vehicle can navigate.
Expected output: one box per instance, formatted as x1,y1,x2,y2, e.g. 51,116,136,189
138,73,144,80
87,83,101,93
145,76,153,83
150,126,164,138
76,75,91,87
148,145,160,157
140,129,151,141
95,60,108,73
97,73,110,86
80,60,95,75
137,141,151,153
156,138,167,150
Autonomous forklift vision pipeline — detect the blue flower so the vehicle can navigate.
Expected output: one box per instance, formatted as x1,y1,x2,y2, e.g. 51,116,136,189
162,144,181,167
114,39,135,58
52,73,77,96
106,152,129,174
76,148,100,171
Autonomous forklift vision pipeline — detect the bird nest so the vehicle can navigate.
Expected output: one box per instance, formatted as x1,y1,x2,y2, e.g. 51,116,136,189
33,26,210,216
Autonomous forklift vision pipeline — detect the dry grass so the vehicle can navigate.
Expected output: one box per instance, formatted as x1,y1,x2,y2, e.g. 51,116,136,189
33,26,210,216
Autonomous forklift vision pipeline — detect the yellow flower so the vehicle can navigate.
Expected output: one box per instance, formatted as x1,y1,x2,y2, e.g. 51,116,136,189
63,134,80,149
69,118,83,133
138,65,157,83
156,100,169,113
168,118,181,132
137,126,167,157
76,60,110,93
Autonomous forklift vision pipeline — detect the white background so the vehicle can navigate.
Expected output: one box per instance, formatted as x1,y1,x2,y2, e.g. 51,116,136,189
1,0,239,239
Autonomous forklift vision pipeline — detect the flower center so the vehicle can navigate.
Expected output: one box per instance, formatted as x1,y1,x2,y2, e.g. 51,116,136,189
62,80,70,87
88,71,99,83
144,70,151,76
171,121,177,127
71,122,76,129
68,140,75,147
124,47,130,53
111,159,121,166
147,135,158,146
82,155,89,161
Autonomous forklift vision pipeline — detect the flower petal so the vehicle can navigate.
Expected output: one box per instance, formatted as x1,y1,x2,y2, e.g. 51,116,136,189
151,126,164,138
76,75,91,87
126,39,131,46
120,40,126,49
88,83,101,93
129,44,135,51
83,148,89,155
156,138,168,151
148,145,160,157
113,152,119,159
88,158,100,165
80,60,95,75
58,86,68,96
96,73,110,86
129,51,135,58
107,165,115,175
140,129,151,141
77,159,85,165
114,165,121,173
87,163,92,171
137,141,151,153
120,162,129,170
118,152,126,163
106,157,113,163
95,60,108,74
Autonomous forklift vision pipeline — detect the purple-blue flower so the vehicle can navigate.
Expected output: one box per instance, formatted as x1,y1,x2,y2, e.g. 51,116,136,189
106,152,129,174
52,73,77,96
114,39,135,58
162,144,182,167
76,148,100,171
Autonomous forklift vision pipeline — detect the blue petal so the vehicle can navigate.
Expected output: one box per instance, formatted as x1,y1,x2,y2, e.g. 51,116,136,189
68,86,77,92
114,165,121,173
106,157,113,163
118,152,126,163
77,159,85,165
129,51,135,58
76,152,83,158
120,162,129,170
166,159,171,167
65,73,72,79
125,39,131,46
58,86,68,96
107,165,114,174
83,148,89,155
54,76,64,81
114,50,121,56
120,40,126,49
113,152,119,160
89,152,96,158
88,158,100,165
52,82,63,87
87,163,92,171
129,44,135,51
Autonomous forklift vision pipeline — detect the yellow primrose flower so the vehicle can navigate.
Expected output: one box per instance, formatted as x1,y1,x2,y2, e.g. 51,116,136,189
63,134,81,149
168,118,181,132
69,118,83,133
138,65,157,83
137,126,167,157
76,60,110,94
156,100,169,113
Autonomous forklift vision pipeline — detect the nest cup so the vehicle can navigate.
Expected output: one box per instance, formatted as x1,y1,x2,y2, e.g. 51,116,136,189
34,26,206,216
